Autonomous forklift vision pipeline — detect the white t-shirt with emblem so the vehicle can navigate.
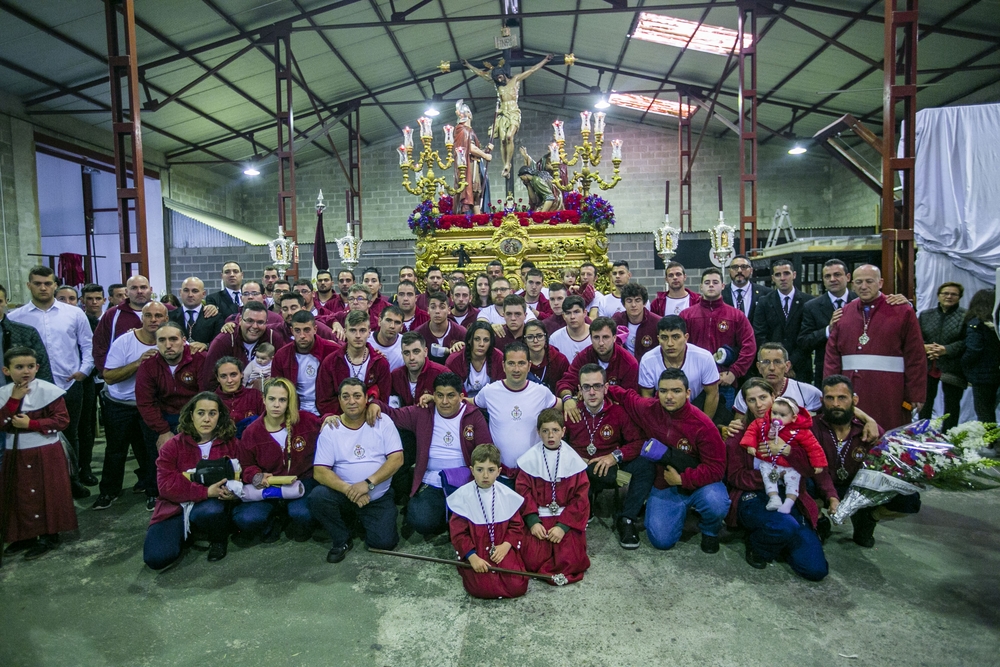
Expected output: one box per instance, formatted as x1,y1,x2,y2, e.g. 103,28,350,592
424,406,468,486
314,418,402,501
105,331,157,401
295,353,321,414
548,328,592,363
638,344,720,399
474,380,558,468
368,332,403,371
478,305,536,325
733,377,822,415
665,294,691,315
599,292,626,318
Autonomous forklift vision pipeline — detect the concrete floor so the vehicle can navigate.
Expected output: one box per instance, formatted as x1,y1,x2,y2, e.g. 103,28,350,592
1,455,998,667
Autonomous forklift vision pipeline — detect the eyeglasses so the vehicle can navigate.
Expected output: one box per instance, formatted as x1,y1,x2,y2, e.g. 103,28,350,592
241,291,261,298
491,287,510,293
730,264,752,271
758,359,785,366
581,384,605,392
242,319,266,328
349,296,369,303
524,334,545,342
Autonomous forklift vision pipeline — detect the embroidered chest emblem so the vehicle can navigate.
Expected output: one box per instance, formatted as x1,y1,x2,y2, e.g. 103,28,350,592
717,320,730,332
353,444,365,458
292,436,306,452
180,371,196,385
464,425,475,441
852,447,865,461
511,406,522,420
600,425,614,440
676,437,693,453
305,364,316,377
641,334,653,348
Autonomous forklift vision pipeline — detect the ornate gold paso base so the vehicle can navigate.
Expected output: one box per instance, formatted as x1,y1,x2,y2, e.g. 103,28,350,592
414,213,612,292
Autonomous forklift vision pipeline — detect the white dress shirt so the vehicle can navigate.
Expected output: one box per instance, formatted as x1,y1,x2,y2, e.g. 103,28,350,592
8,299,94,389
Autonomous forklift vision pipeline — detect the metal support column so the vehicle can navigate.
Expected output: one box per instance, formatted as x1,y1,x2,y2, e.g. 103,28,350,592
737,1,758,254
882,0,918,300
678,89,693,233
347,105,363,238
104,0,148,280
81,167,96,284
275,27,298,279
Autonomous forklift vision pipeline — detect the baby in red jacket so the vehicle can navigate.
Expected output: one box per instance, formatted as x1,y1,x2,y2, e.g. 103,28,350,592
740,397,828,514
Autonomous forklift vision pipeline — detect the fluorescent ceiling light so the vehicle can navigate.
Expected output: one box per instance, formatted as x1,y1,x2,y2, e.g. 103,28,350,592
594,96,610,109
629,12,752,56
788,145,807,155
424,106,440,117
243,166,260,176
609,93,695,118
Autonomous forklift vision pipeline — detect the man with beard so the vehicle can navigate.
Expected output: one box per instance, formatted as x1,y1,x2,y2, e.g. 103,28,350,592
271,310,340,415
650,262,701,317
416,266,446,313
368,305,405,372
453,99,492,214
812,375,920,548
448,282,479,328
314,270,339,313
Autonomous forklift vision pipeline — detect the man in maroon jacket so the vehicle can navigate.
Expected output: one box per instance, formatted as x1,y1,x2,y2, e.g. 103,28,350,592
390,332,449,408
375,372,490,536
316,309,390,415
556,317,639,399
271,310,341,415
522,269,552,320
650,261,701,317
277,292,337,341
679,268,755,411
607,368,729,554
614,282,659,362
416,292,466,364
134,321,206,510
448,282,479,328
542,283,570,336
203,301,287,390
564,364,651,550
415,265,446,312
396,280,429,332
93,275,156,372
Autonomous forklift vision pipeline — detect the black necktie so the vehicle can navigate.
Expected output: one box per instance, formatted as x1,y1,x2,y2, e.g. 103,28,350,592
736,288,745,314
835,298,843,310
186,309,196,332
783,296,790,318
233,291,241,307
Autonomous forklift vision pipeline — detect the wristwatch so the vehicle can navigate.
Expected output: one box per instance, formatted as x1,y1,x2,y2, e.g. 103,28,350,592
365,478,376,492
611,449,624,464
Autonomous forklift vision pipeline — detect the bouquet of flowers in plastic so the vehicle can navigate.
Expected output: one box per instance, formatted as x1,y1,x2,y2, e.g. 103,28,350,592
579,194,615,231
831,418,1000,524
407,200,439,234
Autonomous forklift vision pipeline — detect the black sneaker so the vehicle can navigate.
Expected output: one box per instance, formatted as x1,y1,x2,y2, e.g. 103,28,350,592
71,480,92,500
616,516,640,550
146,496,157,512
816,516,832,544
4,539,35,556
24,535,58,561
91,493,119,510
207,540,228,562
326,539,354,563
745,544,767,569
700,534,720,554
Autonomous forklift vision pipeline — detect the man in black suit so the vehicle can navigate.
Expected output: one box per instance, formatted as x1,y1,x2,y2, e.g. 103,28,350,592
722,254,772,325
170,277,224,345
753,259,813,383
798,259,856,387
205,260,244,319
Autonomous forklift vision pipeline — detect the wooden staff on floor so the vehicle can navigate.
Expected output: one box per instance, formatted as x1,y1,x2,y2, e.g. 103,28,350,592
369,548,568,585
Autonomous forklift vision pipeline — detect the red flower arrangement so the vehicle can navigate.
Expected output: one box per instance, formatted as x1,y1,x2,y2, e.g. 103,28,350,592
435,210,582,229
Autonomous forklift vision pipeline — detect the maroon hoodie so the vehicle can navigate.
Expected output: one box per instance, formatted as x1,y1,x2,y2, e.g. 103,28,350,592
316,344,391,415
149,433,241,525
135,349,207,435
390,359,450,407
237,410,322,482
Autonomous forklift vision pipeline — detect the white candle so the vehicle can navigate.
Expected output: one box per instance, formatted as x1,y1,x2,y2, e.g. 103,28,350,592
397,145,408,166
611,139,623,160
455,146,466,167
443,124,455,145
594,112,606,135
402,127,413,149
549,142,560,164
553,119,565,142
418,116,433,139
580,110,592,133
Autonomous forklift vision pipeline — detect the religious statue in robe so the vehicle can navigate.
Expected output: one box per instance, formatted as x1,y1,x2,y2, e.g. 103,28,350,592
464,54,552,179
454,99,492,214
517,147,563,213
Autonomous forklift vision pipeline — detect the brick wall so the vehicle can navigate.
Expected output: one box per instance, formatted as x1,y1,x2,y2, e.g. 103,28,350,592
168,245,273,295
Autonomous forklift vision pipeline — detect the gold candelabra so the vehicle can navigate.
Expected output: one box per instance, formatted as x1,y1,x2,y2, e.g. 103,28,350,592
549,111,623,195
398,116,468,213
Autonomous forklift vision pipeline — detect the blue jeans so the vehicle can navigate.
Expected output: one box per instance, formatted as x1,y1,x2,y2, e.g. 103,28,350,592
408,484,447,536
142,499,230,570
645,482,731,550
718,384,736,412
232,478,319,538
737,489,828,581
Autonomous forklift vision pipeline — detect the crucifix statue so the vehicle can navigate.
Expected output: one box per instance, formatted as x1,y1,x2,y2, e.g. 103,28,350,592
463,52,552,181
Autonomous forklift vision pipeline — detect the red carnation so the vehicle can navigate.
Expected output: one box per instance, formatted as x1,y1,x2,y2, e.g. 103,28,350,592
923,464,936,478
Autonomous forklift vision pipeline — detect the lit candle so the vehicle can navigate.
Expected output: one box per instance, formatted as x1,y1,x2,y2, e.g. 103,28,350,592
418,116,432,139
717,175,723,212
549,142,560,164
397,145,408,166
580,110,592,133
455,146,466,167
665,180,669,215
402,127,413,149
611,139,623,160
443,124,455,145
594,112,606,135
553,119,564,142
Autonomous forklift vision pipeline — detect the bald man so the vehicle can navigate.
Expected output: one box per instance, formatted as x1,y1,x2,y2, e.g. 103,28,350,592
168,277,224,344
824,265,926,429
